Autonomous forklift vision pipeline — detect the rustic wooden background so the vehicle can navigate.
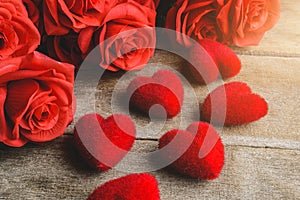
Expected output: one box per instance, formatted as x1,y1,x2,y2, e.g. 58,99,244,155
1,0,299,199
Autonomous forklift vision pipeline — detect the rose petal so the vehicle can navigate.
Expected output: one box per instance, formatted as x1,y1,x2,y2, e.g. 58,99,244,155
5,79,40,123
0,86,9,142
20,107,69,142
0,86,28,147
3,136,28,147
31,103,59,131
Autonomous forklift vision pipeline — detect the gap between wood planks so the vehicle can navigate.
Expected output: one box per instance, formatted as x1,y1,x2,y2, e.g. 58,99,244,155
63,132,300,151
234,50,300,58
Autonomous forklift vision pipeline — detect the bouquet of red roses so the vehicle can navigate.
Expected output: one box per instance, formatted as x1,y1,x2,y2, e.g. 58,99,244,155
158,0,280,46
0,0,158,147
0,0,75,147
24,0,158,71
0,0,280,148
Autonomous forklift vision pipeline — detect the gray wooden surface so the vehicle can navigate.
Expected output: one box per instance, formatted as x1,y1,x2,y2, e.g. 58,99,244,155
1,0,300,199
0,137,299,199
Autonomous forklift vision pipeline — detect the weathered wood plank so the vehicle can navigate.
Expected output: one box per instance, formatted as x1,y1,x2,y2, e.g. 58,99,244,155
232,0,300,57
0,136,299,200
2,2,300,198
71,52,300,150
222,55,300,143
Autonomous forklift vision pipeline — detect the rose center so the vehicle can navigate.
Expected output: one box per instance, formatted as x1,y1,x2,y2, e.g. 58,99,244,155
204,30,215,38
0,33,5,50
33,106,51,122
200,25,217,40
246,1,267,31
41,111,49,120
122,43,137,55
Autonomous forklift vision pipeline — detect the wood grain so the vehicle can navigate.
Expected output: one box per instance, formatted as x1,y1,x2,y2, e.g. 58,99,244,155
0,136,299,200
71,52,300,148
1,0,300,199
2,52,298,199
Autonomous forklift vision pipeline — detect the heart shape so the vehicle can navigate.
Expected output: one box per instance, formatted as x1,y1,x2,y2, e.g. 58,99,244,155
86,173,160,200
199,39,241,79
127,70,184,118
158,122,224,180
74,113,136,171
201,82,268,125
188,44,219,84
188,39,241,84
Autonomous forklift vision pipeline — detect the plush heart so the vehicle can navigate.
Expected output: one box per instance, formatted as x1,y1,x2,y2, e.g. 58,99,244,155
201,82,268,126
158,122,224,180
199,39,241,79
127,70,184,118
86,173,160,200
74,113,136,171
188,44,219,84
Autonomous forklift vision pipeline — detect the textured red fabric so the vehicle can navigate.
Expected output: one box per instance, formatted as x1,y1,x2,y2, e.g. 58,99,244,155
86,173,160,200
188,44,219,84
158,122,224,180
127,70,184,118
201,82,268,126
74,113,136,171
199,39,241,79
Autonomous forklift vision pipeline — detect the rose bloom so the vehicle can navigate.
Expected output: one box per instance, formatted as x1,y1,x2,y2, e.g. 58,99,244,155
165,0,280,47
95,0,156,71
0,0,40,60
0,52,75,147
46,31,84,69
45,27,96,69
217,0,281,46
43,0,117,35
166,0,223,46
22,0,41,28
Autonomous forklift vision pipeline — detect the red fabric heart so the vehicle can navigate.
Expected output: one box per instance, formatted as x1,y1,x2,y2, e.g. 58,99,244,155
127,70,184,118
158,122,224,180
201,82,268,126
199,39,241,79
74,113,136,171
86,173,160,200
188,44,219,84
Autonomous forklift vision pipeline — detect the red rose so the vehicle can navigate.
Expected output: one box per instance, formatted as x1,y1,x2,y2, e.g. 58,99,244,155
135,0,157,9
166,0,280,47
217,0,280,46
166,0,223,46
96,0,156,71
22,0,45,36
43,0,117,35
0,0,40,60
0,52,75,147
22,0,40,28
45,27,96,69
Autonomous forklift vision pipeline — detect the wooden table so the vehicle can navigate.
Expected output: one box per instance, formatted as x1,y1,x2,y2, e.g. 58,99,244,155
0,0,299,199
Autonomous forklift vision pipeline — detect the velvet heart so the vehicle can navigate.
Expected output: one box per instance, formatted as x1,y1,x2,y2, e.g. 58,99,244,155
74,113,136,171
201,82,268,126
199,39,241,79
188,44,219,84
127,70,184,118
158,122,225,180
86,173,160,200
